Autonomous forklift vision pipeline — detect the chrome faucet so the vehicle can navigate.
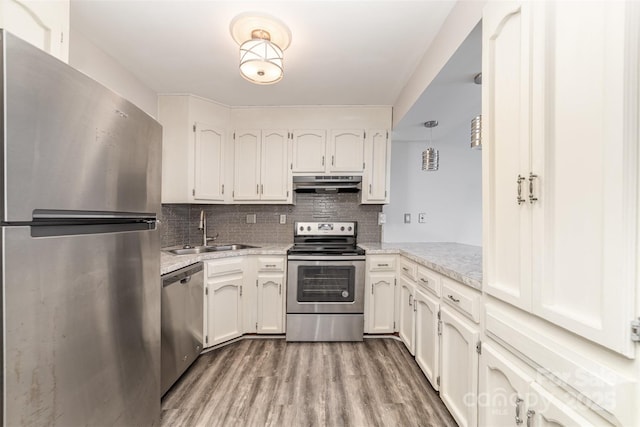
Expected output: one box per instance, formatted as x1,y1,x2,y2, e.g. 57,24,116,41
198,210,218,246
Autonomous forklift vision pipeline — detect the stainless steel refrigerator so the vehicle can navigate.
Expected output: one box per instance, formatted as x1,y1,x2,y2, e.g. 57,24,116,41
1,31,162,426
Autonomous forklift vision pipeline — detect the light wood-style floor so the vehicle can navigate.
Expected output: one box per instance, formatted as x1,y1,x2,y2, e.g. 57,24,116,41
161,338,456,427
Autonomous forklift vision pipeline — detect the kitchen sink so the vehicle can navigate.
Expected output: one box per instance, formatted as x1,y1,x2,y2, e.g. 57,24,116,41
165,244,259,255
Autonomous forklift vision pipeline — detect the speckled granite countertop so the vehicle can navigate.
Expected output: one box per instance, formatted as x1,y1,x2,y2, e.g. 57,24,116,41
358,242,483,290
161,243,291,275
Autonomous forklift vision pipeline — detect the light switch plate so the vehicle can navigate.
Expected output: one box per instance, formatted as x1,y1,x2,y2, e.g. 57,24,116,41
378,212,386,225
246,214,256,224
404,213,411,224
418,213,426,223
279,214,287,224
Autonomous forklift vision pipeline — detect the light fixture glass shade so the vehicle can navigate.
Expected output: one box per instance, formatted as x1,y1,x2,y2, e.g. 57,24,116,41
239,38,283,84
422,147,439,171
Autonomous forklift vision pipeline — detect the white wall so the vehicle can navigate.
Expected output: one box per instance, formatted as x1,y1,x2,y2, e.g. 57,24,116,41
383,120,482,246
383,22,482,246
68,30,157,118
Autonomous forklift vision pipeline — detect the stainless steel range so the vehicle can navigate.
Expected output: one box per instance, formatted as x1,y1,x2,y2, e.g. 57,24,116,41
286,221,365,342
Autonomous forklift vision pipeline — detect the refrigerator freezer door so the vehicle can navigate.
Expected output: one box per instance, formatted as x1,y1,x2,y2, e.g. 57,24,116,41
2,226,161,426
1,31,161,222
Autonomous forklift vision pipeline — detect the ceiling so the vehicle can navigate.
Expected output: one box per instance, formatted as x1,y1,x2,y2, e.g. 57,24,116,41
70,0,456,108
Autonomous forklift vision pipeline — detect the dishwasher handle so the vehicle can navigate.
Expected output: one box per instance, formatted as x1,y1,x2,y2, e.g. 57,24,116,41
162,263,203,288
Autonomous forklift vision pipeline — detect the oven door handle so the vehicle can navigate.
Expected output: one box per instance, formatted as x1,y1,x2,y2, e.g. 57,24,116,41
287,255,366,261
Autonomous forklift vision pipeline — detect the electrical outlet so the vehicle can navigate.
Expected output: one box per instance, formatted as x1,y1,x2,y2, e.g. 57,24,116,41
378,212,386,225
246,214,256,224
404,213,411,224
418,213,426,223
279,214,287,224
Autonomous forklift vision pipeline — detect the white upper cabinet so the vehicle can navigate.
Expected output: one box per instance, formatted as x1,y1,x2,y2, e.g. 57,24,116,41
327,130,365,173
291,130,326,173
0,0,69,62
233,130,261,200
159,95,230,204
482,0,639,356
194,123,225,202
233,129,290,203
260,130,290,201
291,129,366,175
362,130,390,204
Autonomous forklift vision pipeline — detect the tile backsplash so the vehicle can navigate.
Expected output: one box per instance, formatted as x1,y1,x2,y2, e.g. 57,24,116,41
159,193,382,247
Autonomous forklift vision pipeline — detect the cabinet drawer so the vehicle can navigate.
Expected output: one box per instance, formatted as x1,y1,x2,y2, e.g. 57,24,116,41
416,267,440,297
257,257,285,272
368,255,396,271
399,257,417,281
442,278,480,323
205,257,244,277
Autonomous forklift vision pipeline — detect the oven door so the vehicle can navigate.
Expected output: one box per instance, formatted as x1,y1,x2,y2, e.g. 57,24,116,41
287,257,365,314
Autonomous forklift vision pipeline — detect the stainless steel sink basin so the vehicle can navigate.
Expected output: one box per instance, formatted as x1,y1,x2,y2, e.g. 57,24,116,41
165,244,258,255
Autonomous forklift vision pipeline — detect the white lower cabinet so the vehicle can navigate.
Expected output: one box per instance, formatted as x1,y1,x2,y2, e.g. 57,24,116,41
365,255,397,333
414,288,440,391
204,258,245,347
479,342,599,427
398,276,416,355
440,306,479,427
478,342,533,427
256,258,285,333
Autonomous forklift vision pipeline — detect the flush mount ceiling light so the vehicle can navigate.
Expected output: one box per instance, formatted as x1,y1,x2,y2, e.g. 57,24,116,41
230,12,292,85
422,120,439,171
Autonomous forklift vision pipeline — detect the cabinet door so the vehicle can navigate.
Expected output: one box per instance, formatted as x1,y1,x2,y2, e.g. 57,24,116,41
362,130,390,203
482,1,533,311
194,122,225,201
233,130,261,200
0,0,69,62
440,306,479,427
478,343,532,427
529,1,637,356
398,277,415,355
528,382,593,427
414,289,440,391
260,130,290,201
291,130,326,172
208,278,243,346
328,129,365,173
257,274,284,334
368,272,395,334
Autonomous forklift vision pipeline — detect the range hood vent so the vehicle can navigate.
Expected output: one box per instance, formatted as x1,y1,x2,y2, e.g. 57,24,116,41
293,176,362,193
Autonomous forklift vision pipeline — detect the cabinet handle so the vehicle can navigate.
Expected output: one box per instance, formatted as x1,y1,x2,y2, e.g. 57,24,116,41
369,184,372,194
420,278,429,285
256,184,259,194
240,285,243,297
447,294,460,303
221,184,224,195
371,284,374,294
409,294,413,306
265,264,276,268
322,156,325,166
332,155,335,166
517,175,526,205
279,283,282,295
528,173,538,204
413,300,417,312
515,397,524,425
526,410,535,427
378,263,389,267
402,267,409,272
261,184,264,194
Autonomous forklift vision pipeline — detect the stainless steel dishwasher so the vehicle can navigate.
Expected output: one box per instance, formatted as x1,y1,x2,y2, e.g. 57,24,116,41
161,262,203,396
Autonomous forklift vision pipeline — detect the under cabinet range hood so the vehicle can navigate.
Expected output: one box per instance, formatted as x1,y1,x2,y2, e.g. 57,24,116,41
293,176,362,193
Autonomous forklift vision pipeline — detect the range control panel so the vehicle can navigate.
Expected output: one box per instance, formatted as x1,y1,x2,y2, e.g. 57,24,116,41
294,221,357,237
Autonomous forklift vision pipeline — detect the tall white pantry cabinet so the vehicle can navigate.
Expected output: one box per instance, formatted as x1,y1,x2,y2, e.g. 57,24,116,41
481,1,639,426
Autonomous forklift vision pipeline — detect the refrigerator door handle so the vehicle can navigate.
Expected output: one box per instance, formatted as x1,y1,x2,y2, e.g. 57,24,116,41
32,209,156,221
